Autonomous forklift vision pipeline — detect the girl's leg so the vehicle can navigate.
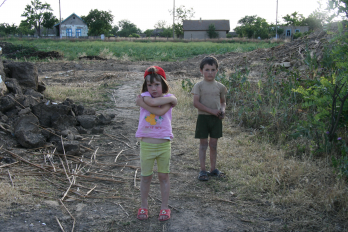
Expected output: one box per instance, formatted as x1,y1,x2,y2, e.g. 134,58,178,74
158,172,170,220
209,138,218,172
140,175,152,218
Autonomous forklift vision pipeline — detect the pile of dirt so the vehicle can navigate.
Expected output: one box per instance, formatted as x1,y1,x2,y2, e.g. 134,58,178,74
0,42,62,60
0,58,115,154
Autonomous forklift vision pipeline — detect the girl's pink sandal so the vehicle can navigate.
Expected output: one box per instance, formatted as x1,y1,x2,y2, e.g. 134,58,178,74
137,208,148,220
158,209,171,221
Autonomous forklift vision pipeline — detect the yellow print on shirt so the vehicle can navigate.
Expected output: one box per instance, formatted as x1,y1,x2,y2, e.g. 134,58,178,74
145,114,157,125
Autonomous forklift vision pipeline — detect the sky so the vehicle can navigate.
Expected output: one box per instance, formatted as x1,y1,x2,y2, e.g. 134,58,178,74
0,0,326,31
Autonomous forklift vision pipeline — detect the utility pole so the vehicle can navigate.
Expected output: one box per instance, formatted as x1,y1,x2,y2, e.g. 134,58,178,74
275,0,278,39
59,0,62,38
173,0,175,39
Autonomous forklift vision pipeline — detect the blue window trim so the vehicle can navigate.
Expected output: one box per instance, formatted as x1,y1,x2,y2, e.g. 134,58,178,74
66,28,72,37
295,29,300,33
286,29,291,36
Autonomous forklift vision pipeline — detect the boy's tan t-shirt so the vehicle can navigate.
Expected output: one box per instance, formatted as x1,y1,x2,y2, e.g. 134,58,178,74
191,80,227,115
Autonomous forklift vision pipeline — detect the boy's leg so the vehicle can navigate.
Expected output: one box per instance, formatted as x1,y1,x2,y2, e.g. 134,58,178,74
140,175,152,213
158,173,170,212
209,138,218,172
199,138,209,171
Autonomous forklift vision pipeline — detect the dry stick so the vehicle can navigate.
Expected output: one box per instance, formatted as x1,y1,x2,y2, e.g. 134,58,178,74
114,149,124,163
120,133,131,142
59,156,72,184
103,133,132,148
85,185,97,197
88,136,94,145
56,216,66,232
118,203,129,217
60,136,71,173
61,180,74,201
59,199,76,232
92,147,99,163
7,170,14,187
134,169,138,187
2,148,52,173
0,161,19,168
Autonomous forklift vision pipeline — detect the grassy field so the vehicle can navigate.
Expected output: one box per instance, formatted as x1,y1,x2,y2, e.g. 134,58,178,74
1,38,281,61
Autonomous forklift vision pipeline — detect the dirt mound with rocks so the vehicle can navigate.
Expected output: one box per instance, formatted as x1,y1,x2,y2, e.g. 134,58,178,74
0,59,115,153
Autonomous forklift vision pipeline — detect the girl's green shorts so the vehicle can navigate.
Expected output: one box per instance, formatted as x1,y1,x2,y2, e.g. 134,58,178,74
195,115,222,139
140,141,171,176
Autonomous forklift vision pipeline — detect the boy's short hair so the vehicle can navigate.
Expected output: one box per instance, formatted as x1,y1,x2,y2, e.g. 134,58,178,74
200,56,219,70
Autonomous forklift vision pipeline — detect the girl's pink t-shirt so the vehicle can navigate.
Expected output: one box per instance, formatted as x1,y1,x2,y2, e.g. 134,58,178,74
135,92,174,139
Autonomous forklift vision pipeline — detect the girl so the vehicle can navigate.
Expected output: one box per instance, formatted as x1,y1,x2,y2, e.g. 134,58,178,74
135,66,177,221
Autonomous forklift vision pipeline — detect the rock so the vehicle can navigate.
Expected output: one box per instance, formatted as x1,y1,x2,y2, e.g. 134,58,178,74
76,126,88,134
91,127,104,134
76,115,96,129
56,140,80,156
37,81,46,93
14,115,46,148
24,88,44,99
3,62,38,91
51,115,77,131
96,114,113,125
0,95,16,113
4,78,22,95
18,108,31,116
0,58,7,96
83,108,96,115
31,103,71,127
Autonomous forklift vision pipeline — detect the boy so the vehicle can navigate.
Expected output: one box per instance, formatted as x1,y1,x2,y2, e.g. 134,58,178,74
191,56,227,181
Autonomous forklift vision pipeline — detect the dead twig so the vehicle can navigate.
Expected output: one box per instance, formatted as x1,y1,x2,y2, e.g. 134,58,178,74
61,181,74,201
59,156,72,184
56,216,66,232
118,203,129,217
59,199,76,232
0,161,19,168
103,133,132,148
114,149,124,163
8,170,14,187
85,185,97,197
134,168,138,187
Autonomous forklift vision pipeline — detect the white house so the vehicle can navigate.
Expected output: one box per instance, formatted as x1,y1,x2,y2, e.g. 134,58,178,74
54,13,88,38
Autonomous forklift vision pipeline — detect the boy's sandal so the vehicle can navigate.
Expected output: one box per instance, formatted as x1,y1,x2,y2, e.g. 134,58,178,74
137,208,148,220
208,169,226,178
198,170,209,181
158,209,171,221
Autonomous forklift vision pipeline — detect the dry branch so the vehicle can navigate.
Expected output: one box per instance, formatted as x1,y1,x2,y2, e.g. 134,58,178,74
0,161,19,168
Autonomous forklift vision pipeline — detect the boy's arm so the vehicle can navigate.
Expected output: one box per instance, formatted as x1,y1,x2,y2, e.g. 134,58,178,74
136,96,172,116
143,96,177,107
219,96,226,119
193,94,221,117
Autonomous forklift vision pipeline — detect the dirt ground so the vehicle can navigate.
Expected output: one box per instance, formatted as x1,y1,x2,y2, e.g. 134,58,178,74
1,30,346,231
0,56,283,232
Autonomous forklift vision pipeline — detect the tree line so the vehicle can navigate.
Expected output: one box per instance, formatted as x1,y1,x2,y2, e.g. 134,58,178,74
0,0,195,38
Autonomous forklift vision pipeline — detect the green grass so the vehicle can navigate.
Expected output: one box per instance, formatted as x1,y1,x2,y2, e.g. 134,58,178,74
1,38,281,62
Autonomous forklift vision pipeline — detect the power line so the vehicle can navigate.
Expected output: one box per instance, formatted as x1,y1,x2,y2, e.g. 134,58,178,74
0,0,8,8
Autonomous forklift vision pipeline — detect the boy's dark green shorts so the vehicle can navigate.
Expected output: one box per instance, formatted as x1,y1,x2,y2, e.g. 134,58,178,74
195,115,222,139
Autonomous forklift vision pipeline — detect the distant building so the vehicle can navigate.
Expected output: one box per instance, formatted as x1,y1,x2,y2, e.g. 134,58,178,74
279,26,309,39
183,19,230,40
54,13,88,38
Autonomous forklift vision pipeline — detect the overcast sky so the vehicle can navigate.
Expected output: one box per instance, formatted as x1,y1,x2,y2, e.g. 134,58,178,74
0,0,325,31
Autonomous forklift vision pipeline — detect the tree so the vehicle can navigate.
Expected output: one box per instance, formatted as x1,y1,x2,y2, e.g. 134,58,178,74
282,12,306,26
207,24,219,38
117,20,141,37
42,12,58,36
234,15,270,39
17,20,35,36
144,29,153,37
169,5,195,37
81,9,114,36
0,23,17,36
21,0,53,37
268,24,284,38
154,20,167,29
109,25,119,36
160,26,173,38
328,0,348,19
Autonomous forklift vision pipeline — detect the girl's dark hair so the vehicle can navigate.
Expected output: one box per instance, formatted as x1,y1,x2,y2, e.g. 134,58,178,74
199,56,219,70
141,67,170,94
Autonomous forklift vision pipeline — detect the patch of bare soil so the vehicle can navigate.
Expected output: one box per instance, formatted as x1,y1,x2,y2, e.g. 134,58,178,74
0,29,346,231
